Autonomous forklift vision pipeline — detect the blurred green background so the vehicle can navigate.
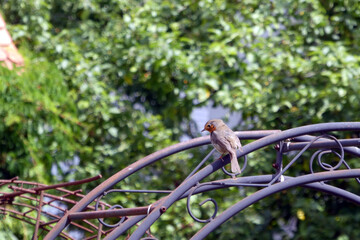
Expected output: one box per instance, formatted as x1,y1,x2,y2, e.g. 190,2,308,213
1,0,360,239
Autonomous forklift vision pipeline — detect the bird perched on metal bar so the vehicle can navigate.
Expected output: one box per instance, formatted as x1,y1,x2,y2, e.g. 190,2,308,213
201,119,242,174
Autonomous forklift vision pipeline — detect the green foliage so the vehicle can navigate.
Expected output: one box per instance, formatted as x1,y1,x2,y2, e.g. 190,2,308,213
1,0,360,239
0,56,81,182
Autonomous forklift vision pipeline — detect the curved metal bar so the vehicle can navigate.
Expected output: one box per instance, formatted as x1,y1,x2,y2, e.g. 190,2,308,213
190,169,360,240
180,175,360,204
44,130,279,239
102,173,360,240
342,160,360,184
127,122,360,240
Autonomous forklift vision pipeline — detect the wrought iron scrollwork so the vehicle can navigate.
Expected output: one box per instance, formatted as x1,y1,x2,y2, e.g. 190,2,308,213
270,134,346,185
186,183,218,223
309,134,344,173
306,134,360,185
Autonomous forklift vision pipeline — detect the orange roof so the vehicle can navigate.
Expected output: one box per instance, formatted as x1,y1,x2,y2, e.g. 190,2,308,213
0,14,24,70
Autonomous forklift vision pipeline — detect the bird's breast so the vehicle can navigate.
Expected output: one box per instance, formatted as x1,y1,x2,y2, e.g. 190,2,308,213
210,131,227,154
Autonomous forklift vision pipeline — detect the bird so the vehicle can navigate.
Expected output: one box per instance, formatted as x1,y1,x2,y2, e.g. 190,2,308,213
201,119,242,174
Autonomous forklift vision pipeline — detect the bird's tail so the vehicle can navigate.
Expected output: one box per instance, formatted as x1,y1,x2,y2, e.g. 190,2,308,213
230,152,241,174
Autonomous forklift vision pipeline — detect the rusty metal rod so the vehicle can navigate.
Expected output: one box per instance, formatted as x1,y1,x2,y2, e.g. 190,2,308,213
33,191,44,240
1,175,102,200
97,205,105,240
40,219,60,227
0,176,18,187
68,206,156,220
9,185,37,194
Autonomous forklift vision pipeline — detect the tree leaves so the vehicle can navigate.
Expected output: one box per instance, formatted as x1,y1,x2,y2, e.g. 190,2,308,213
1,0,360,239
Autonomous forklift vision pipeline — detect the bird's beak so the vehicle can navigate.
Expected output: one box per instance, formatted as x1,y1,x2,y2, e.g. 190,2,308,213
201,128,206,132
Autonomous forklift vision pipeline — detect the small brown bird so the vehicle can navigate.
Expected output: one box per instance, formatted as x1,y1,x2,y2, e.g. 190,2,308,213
201,119,242,174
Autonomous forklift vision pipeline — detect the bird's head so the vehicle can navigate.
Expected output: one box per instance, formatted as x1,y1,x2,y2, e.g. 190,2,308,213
201,119,225,133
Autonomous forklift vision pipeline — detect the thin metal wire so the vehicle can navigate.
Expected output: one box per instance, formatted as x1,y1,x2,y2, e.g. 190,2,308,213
185,149,216,181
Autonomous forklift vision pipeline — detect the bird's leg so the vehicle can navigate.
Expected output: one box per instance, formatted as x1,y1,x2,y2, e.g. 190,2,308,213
217,154,225,162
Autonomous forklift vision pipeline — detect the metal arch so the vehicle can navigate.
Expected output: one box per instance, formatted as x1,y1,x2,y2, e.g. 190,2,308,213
44,122,360,239
127,122,360,240
44,130,278,240
190,169,360,240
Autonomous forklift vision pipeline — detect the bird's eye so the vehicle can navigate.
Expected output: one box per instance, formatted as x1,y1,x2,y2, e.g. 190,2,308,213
207,124,211,128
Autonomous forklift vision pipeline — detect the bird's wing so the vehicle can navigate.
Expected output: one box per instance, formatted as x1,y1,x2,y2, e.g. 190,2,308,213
224,130,242,149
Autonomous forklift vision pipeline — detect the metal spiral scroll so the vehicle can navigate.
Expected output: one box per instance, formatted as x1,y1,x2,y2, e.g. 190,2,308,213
186,183,218,223
269,134,345,185
95,190,126,228
309,135,344,173
308,135,360,184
